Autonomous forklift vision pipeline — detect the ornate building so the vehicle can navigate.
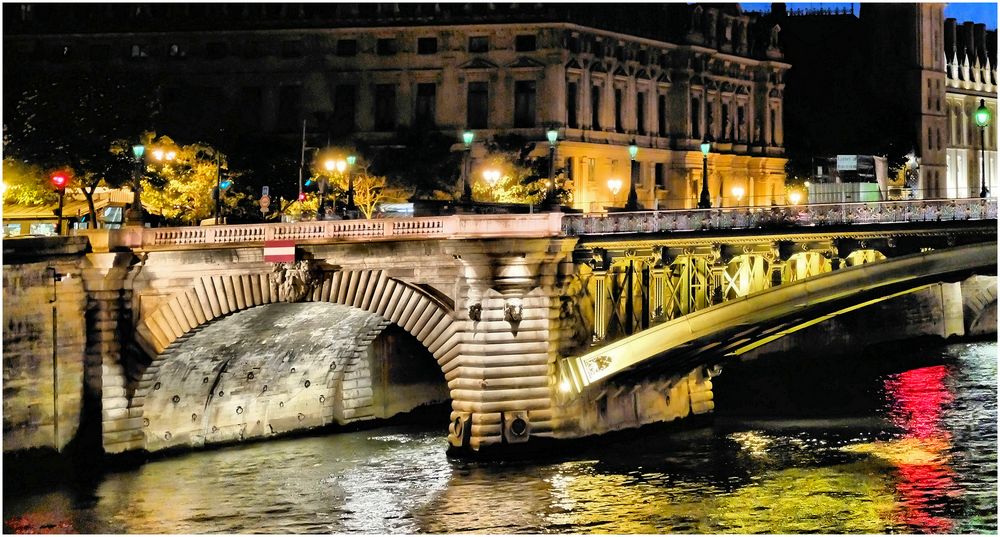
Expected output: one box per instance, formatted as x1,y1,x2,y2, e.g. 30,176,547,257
3,3,788,211
944,18,997,198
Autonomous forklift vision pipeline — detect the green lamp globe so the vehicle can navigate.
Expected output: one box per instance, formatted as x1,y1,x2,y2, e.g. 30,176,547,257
546,129,559,146
628,140,638,160
700,141,711,156
346,155,357,167
132,144,145,159
462,131,475,147
975,99,991,128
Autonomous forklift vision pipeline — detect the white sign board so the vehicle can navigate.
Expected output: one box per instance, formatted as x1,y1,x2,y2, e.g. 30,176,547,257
837,155,858,171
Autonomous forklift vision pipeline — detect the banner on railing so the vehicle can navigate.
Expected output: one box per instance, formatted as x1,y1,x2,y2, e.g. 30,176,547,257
263,240,296,262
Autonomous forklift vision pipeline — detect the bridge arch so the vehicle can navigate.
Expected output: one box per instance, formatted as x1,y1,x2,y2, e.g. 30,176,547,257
127,268,461,451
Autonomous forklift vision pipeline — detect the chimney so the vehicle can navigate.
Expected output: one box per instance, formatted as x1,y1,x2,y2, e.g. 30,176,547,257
963,21,976,64
974,23,987,65
944,18,957,63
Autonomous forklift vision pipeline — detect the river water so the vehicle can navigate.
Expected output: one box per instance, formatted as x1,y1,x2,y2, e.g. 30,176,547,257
4,340,996,534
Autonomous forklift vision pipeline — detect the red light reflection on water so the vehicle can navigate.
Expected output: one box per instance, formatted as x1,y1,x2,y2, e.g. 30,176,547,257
883,365,959,534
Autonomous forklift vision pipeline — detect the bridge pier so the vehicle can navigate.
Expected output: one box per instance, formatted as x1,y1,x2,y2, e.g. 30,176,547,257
446,238,578,453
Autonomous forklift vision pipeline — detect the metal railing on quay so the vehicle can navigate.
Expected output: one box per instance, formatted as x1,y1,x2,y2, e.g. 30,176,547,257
561,197,998,236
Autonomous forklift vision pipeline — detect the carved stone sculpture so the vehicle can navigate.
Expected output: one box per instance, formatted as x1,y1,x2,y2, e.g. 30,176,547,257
272,260,317,303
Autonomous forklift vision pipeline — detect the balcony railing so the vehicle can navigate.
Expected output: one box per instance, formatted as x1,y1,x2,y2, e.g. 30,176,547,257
74,198,996,251
561,198,998,236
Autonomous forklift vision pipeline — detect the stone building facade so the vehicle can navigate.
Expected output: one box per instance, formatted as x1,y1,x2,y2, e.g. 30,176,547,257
943,18,997,198
3,3,789,211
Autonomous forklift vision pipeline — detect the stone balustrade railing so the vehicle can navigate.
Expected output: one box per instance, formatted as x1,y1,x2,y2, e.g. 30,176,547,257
75,212,565,251
561,198,998,236
73,198,995,250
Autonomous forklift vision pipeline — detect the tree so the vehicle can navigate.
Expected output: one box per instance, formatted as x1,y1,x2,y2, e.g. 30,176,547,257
138,135,245,226
473,134,568,205
3,68,159,226
363,126,463,200
2,158,57,206
352,174,412,219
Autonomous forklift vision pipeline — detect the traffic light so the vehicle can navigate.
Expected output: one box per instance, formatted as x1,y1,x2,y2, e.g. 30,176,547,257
50,172,69,190
298,192,306,201
220,179,233,190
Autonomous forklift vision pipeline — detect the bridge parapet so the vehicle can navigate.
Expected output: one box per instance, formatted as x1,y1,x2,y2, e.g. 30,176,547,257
562,198,997,236
74,213,565,251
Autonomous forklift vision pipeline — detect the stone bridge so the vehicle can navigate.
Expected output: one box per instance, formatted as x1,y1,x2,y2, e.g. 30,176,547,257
2,199,996,458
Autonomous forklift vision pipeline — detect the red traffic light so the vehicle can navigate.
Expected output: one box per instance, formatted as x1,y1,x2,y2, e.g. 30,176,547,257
50,172,69,190
297,192,306,201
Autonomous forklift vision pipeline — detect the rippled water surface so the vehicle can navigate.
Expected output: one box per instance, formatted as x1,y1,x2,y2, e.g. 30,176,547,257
4,341,996,534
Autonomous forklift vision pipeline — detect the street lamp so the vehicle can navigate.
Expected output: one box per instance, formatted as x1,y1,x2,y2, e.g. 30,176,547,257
789,190,802,205
462,131,475,205
482,168,501,187
125,143,146,226
546,128,559,208
698,138,712,209
625,139,640,211
607,178,623,205
346,155,357,214
975,98,992,198
731,185,745,206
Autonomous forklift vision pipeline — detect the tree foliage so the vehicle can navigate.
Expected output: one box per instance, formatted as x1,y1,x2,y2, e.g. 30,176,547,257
473,134,568,205
2,158,58,206
138,134,245,225
352,174,411,219
3,69,158,224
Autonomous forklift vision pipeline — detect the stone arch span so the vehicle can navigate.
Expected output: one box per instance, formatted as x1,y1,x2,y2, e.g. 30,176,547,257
118,268,461,451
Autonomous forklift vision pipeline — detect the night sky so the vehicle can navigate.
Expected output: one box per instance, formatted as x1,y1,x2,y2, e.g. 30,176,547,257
740,2,997,29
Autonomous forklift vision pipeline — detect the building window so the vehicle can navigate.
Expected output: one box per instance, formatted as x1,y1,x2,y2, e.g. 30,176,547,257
655,163,665,188
467,82,489,129
469,36,489,53
515,34,537,52
637,92,647,135
239,87,263,128
415,83,436,126
691,97,700,139
657,94,667,137
771,108,777,145
591,85,602,130
244,41,265,59
514,80,536,128
336,39,358,56
89,44,111,61
737,105,745,142
567,82,579,129
722,103,730,140
281,40,303,58
614,88,624,133
374,84,397,130
277,85,302,131
205,42,227,59
130,44,149,59
168,43,186,58
333,84,357,136
417,37,437,55
376,38,397,56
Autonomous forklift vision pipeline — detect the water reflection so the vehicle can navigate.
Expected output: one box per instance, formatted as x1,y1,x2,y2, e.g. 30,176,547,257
3,342,996,534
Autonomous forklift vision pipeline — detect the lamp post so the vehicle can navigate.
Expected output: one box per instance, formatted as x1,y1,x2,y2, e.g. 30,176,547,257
462,131,474,206
346,154,357,214
975,98,992,198
214,151,223,225
125,143,145,226
625,139,640,211
546,128,559,209
698,138,712,209
607,178,622,206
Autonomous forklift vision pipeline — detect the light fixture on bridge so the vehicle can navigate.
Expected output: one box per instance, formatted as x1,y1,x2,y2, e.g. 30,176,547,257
504,298,523,323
